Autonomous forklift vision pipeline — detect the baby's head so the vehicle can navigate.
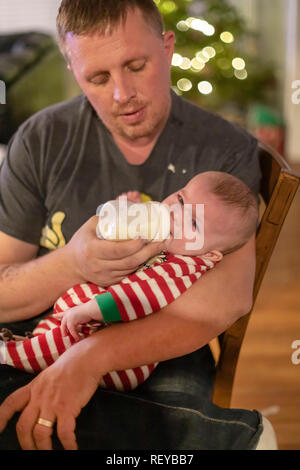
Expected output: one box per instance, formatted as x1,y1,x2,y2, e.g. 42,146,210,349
162,171,258,261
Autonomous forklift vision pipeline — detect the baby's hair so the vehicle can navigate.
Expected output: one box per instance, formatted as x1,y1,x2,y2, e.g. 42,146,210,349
207,171,259,254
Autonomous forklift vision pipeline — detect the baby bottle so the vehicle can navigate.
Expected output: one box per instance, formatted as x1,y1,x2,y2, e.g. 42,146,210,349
96,199,170,242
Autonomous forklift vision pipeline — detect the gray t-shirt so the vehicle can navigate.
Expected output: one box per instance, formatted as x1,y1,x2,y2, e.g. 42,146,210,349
0,91,261,257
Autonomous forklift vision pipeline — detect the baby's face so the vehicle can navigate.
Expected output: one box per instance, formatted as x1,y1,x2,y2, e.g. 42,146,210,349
162,173,239,256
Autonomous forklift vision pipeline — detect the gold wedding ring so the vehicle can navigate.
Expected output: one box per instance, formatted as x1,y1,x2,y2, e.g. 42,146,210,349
37,418,54,428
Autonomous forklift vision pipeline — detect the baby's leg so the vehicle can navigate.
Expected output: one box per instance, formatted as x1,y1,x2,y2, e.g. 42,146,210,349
100,363,158,391
0,328,158,389
32,314,62,336
0,327,158,389
0,326,77,373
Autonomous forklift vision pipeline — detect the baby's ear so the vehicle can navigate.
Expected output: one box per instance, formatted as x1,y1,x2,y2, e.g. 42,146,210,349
202,250,223,262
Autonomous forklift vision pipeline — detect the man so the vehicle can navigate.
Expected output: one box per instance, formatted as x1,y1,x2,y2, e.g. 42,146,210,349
0,0,269,450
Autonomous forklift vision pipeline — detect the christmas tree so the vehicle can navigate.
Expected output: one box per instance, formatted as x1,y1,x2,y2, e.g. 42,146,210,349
157,0,276,121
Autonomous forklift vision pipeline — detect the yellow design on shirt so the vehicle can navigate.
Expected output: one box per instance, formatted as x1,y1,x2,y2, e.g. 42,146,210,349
140,192,152,202
40,212,66,250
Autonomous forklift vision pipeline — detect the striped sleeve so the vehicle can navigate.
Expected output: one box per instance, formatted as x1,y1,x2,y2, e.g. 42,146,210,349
105,254,216,322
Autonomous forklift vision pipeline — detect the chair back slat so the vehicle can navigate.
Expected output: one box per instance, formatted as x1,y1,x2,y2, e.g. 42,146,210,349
212,142,300,408
258,142,294,205
255,172,300,300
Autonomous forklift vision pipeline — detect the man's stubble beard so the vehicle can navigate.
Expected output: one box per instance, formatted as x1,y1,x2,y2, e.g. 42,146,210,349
104,93,171,142
115,111,163,141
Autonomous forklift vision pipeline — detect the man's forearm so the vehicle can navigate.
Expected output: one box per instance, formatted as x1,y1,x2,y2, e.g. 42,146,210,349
0,247,80,322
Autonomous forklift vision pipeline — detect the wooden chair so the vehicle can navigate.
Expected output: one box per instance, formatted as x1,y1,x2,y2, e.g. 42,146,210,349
212,141,300,408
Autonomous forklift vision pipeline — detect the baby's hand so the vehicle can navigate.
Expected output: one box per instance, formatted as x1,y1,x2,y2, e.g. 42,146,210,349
117,191,142,203
53,299,103,341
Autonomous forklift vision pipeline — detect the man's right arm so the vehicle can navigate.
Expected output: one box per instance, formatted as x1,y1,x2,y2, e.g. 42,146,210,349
0,219,165,323
0,231,80,322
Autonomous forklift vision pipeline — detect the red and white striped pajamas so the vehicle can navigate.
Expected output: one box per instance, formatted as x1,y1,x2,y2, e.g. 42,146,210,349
1,253,215,391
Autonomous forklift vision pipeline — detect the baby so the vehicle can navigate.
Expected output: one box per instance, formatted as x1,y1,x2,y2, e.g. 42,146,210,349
0,171,258,390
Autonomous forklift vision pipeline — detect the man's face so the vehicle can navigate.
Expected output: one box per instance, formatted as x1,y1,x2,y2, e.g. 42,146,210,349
64,8,175,144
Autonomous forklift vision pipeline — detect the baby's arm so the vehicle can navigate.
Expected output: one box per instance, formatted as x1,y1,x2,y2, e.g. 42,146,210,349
54,288,128,341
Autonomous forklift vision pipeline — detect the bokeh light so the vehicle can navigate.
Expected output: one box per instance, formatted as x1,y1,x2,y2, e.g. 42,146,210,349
172,53,183,67
202,46,216,59
176,20,189,32
179,57,191,70
191,58,205,71
198,81,213,94
160,1,177,14
234,69,248,80
177,78,193,92
232,57,246,70
196,50,209,63
220,31,234,43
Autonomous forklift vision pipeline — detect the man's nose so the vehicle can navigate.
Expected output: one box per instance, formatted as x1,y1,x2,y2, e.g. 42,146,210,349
113,76,136,104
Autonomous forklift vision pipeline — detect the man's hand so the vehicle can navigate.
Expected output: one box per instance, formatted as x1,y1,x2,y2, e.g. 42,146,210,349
65,216,164,286
0,341,101,450
117,191,142,203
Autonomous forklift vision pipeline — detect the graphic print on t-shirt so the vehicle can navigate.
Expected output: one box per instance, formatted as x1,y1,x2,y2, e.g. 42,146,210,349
40,212,66,251
140,192,152,203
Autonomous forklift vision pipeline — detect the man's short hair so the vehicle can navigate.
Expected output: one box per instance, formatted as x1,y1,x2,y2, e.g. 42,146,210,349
208,172,259,254
56,0,164,58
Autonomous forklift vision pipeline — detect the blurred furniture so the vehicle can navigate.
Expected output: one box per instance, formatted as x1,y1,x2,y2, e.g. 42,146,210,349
0,32,80,144
248,105,286,157
213,141,300,408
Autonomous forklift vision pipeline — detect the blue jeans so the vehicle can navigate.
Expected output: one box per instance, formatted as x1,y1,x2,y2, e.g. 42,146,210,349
0,315,263,450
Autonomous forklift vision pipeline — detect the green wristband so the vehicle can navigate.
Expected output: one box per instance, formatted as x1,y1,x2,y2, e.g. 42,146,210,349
95,292,122,322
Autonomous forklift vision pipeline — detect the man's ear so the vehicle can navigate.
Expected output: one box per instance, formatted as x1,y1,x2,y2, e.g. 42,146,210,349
163,30,175,66
202,250,223,262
